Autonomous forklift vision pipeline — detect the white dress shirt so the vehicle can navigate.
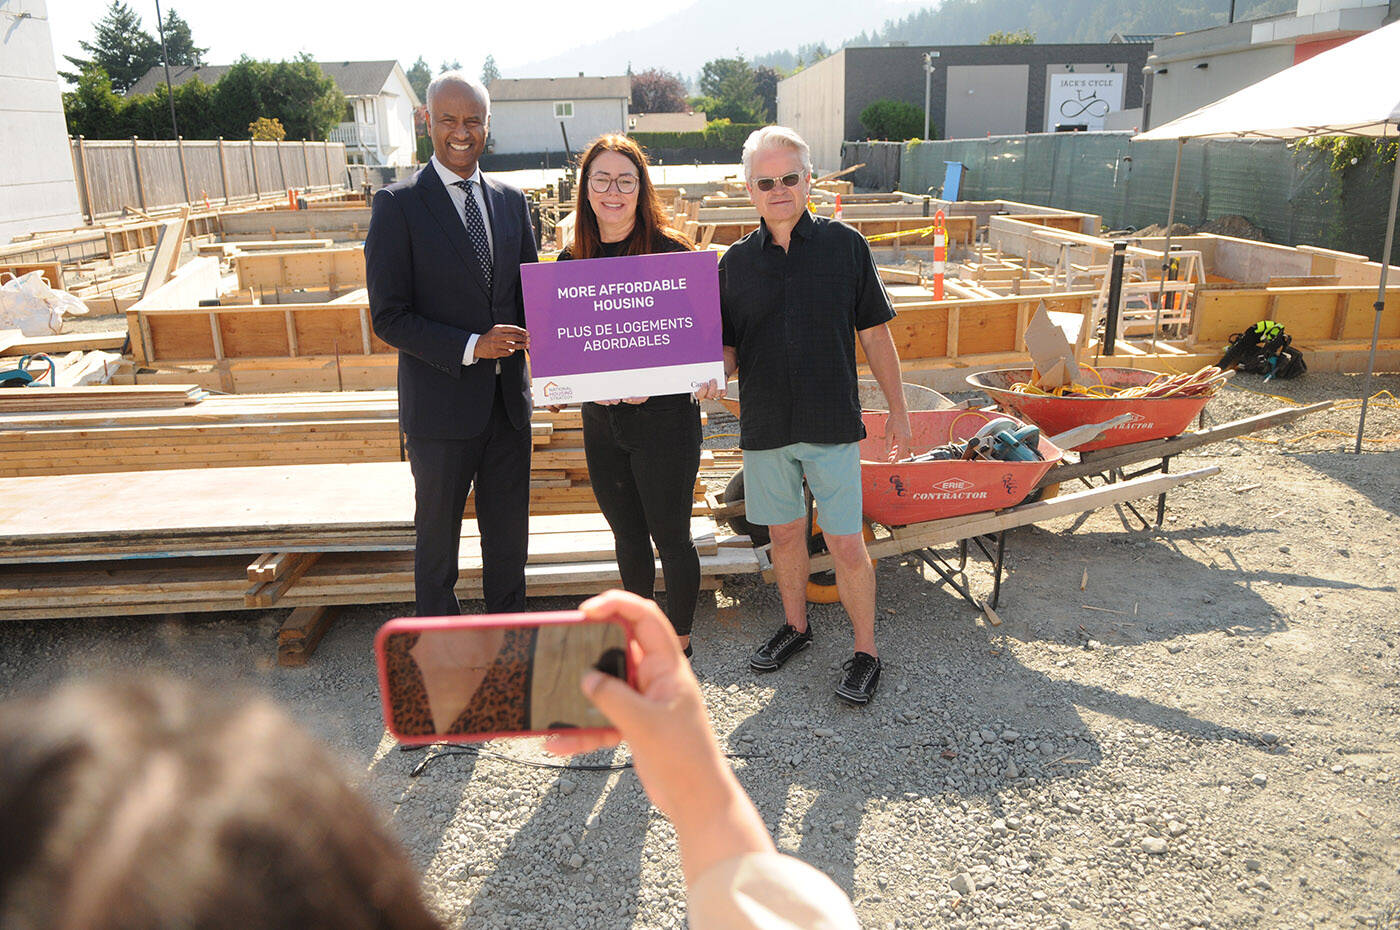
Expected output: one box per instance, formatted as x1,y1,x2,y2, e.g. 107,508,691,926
430,156,496,367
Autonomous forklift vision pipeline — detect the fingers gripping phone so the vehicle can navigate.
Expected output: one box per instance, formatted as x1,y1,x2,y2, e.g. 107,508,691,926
375,611,634,744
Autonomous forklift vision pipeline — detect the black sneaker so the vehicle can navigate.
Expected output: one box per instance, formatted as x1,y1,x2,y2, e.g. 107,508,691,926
835,652,881,705
749,622,812,672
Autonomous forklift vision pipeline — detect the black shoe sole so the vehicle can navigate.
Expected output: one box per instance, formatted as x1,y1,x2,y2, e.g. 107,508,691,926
834,685,876,705
749,638,810,672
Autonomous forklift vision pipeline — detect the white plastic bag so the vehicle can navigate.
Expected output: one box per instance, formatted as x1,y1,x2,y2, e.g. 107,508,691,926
0,271,89,337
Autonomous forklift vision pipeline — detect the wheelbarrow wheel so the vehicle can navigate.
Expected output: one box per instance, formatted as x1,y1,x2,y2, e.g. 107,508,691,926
805,520,877,605
722,469,769,547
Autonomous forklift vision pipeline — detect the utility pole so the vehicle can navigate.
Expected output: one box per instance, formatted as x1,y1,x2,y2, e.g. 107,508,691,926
154,0,191,204
922,52,936,140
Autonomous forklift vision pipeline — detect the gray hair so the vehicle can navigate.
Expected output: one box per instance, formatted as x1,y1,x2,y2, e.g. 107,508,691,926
741,125,812,181
426,70,491,115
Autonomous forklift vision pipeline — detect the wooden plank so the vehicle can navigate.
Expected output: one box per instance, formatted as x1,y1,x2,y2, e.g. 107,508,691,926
276,605,340,667
0,261,63,289
138,211,189,298
1050,402,1332,484
800,466,1221,573
0,330,127,357
244,552,321,607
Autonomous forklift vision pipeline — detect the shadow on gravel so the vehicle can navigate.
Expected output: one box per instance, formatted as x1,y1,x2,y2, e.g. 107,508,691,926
1294,450,1400,516
466,750,649,928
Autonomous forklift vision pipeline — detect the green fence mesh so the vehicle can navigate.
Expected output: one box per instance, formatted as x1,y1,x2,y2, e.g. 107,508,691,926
869,133,1397,265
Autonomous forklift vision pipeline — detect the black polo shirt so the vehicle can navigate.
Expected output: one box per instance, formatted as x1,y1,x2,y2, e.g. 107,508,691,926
719,211,895,451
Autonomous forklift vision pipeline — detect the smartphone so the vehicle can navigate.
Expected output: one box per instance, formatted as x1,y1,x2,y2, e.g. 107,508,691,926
374,610,634,744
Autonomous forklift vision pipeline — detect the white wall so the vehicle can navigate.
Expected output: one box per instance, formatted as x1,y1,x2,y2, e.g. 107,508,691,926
0,0,83,243
776,50,846,173
376,74,416,167
1148,44,1295,128
488,98,628,155
945,64,1029,139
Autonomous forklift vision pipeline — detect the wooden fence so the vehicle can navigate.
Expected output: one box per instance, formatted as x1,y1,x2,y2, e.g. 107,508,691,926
69,138,350,221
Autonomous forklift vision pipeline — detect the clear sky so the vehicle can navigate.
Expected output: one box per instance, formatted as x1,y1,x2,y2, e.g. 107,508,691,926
47,0,698,80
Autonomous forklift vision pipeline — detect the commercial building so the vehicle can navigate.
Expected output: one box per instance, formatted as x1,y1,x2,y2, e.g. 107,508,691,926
777,42,1151,171
1143,0,1399,128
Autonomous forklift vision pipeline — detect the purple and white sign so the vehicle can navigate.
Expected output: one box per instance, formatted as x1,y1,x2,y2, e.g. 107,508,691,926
521,250,725,406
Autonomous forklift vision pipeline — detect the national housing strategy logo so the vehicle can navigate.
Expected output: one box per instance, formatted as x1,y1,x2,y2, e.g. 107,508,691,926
542,381,574,402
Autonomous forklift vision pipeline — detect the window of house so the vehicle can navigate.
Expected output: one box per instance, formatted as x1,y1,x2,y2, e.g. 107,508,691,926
364,101,376,124
554,101,574,119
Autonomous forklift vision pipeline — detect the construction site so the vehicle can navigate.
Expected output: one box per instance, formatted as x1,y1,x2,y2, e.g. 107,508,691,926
1,133,1398,926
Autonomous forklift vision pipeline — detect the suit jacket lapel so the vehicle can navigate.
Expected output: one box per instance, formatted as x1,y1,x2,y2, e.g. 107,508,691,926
481,173,514,292
416,163,491,299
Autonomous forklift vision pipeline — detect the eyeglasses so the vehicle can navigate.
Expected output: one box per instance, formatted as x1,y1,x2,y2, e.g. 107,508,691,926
751,171,805,192
588,173,639,194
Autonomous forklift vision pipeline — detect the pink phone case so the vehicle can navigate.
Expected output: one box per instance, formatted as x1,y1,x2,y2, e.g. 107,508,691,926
374,610,635,745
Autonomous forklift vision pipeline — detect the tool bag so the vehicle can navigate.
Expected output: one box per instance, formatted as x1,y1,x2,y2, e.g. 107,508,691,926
1216,321,1307,381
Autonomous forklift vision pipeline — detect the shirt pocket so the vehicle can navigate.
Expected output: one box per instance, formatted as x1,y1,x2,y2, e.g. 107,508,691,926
810,272,858,318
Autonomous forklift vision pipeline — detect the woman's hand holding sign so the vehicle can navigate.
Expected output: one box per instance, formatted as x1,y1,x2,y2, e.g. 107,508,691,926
474,324,530,359
692,379,726,402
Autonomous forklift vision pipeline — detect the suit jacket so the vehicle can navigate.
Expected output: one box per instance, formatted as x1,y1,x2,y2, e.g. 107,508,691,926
366,164,538,440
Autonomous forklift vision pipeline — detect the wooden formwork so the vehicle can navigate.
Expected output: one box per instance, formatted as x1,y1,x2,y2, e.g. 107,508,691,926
233,246,366,292
127,301,390,368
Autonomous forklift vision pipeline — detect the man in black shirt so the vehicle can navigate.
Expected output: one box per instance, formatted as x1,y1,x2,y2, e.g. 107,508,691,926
714,126,912,705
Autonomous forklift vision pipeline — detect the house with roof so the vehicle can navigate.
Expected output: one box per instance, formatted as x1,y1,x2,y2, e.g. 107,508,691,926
127,60,420,166
485,75,630,162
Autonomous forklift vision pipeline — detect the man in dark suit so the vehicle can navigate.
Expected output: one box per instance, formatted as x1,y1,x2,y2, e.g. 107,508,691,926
366,73,537,616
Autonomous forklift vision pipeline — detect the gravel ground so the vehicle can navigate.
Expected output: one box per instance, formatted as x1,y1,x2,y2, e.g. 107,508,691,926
1,371,1397,929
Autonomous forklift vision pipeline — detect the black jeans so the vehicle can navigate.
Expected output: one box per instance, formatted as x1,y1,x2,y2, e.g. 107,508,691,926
405,385,531,617
582,394,702,635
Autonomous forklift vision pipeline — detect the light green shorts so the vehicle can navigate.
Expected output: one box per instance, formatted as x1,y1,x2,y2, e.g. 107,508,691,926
742,442,864,535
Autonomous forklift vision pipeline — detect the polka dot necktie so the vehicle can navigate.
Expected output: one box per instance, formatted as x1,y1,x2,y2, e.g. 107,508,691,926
453,179,493,291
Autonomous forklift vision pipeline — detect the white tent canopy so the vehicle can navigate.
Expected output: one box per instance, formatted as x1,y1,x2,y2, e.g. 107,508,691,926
1133,18,1400,452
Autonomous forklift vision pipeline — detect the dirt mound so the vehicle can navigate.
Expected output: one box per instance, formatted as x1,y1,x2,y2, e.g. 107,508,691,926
1131,215,1269,241
1198,213,1269,240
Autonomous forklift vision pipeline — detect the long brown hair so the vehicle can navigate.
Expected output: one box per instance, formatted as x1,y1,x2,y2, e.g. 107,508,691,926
0,678,443,930
571,134,693,258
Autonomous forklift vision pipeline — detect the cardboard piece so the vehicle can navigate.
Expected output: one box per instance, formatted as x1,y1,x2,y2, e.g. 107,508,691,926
1023,300,1077,388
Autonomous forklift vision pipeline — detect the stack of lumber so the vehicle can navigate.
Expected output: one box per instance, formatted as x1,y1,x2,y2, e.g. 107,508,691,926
0,384,201,414
0,393,713,511
0,330,129,358
0,462,755,619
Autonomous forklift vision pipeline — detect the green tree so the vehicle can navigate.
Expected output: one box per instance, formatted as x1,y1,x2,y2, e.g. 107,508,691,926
213,56,344,140
752,65,780,122
61,65,127,138
481,55,501,85
60,0,160,93
407,56,431,101
126,77,218,139
983,29,1036,44
699,57,762,124
859,99,925,140
440,59,462,73
157,8,206,65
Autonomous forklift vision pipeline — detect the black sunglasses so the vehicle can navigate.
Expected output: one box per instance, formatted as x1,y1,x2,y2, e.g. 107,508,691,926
752,171,805,192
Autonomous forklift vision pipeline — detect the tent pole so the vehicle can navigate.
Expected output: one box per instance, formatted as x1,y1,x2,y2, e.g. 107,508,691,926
1153,138,1185,350
1354,132,1400,453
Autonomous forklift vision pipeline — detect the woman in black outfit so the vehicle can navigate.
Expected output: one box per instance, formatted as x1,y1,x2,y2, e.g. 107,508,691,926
557,134,704,656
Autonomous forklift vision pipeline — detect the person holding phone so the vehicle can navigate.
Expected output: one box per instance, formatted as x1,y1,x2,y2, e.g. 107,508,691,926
556,135,706,658
0,594,859,930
